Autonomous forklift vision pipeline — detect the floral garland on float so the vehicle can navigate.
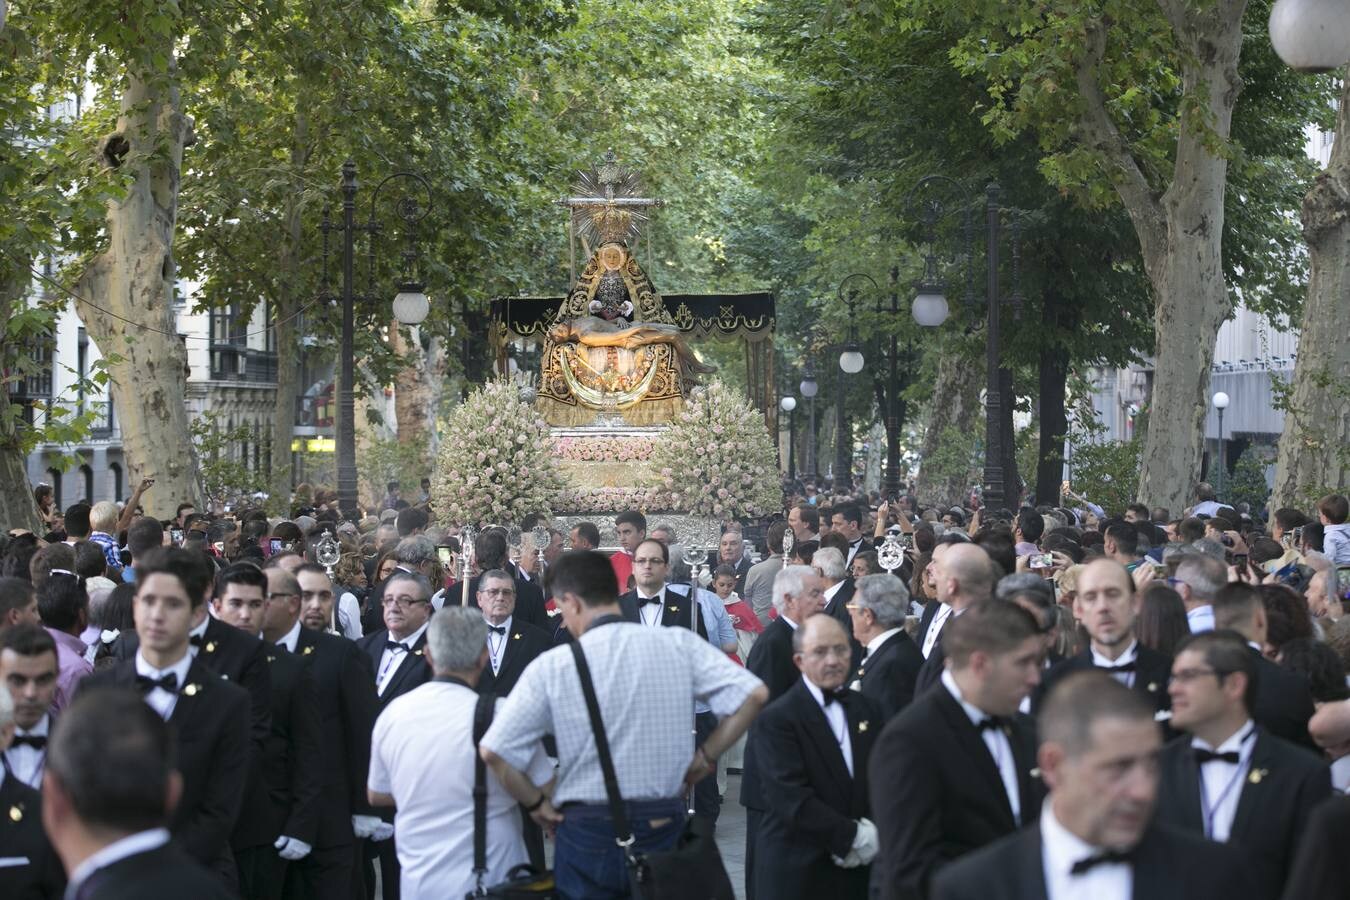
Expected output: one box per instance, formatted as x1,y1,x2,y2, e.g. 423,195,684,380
431,378,564,525
647,379,780,518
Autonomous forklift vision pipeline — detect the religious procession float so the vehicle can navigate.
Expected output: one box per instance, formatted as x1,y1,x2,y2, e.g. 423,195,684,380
433,152,780,553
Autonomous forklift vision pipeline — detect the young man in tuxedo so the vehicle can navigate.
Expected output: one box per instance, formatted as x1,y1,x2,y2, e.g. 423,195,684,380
846,573,924,722
831,503,873,565
610,510,646,593
0,624,59,790
1034,558,1171,715
0,684,64,899
41,690,231,899
748,614,880,900
260,566,378,900
933,672,1257,900
870,599,1046,900
913,543,996,696
1211,583,1317,750
78,548,251,885
356,569,435,900
741,564,827,898
618,539,709,638
1154,629,1329,900
213,563,323,900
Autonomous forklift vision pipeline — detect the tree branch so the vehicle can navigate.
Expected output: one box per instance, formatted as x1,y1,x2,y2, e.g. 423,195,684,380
1073,17,1167,267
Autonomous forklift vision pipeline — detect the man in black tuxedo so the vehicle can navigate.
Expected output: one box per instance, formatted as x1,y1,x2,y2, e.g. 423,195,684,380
748,614,881,900
1212,583,1317,750
452,529,549,629
741,564,827,898
707,529,753,594
78,548,251,885
357,569,435,900
476,570,554,697
41,690,232,899
846,574,923,721
933,672,1257,900
261,566,378,900
1154,629,1330,900
1034,559,1171,715
0,684,63,899
617,540,709,640
870,600,1047,900
814,547,856,631
213,563,323,900
831,503,873,565
913,543,995,697
0,625,59,791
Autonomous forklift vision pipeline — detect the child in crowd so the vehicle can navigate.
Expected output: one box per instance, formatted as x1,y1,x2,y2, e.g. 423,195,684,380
712,564,761,664
1319,494,1350,565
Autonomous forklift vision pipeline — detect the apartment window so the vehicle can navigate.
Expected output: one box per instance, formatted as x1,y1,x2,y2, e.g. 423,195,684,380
109,462,123,502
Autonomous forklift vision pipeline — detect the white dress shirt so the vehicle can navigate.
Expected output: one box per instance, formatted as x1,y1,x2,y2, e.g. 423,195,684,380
1187,604,1215,633
802,675,854,777
1040,801,1131,900
134,650,194,720
485,615,513,676
275,620,302,654
942,669,1021,824
823,579,847,608
65,829,171,898
846,538,864,564
634,586,666,627
1192,719,1256,841
922,604,954,658
377,621,430,695
4,714,50,788
1091,639,1140,688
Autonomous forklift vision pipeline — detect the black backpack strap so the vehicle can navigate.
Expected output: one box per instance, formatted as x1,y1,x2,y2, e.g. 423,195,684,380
568,640,636,854
471,691,496,892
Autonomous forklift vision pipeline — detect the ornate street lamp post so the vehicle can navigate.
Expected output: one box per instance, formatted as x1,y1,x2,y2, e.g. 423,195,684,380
780,395,798,481
321,160,432,521
1212,390,1230,500
800,366,819,481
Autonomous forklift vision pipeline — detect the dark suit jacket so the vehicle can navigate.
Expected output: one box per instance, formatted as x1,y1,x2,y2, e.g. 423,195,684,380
113,616,272,759
914,601,940,653
1032,643,1172,715
869,684,1044,900
80,657,251,870
740,617,801,813
0,772,64,900
1282,795,1350,900
1153,727,1330,900
914,638,946,697
452,565,550,630
932,819,1258,900
477,619,553,696
748,681,880,900
231,648,323,850
618,587,708,639
358,627,433,713
292,626,377,848
1249,647,1317,751
856,629,924,721
76,841,234,900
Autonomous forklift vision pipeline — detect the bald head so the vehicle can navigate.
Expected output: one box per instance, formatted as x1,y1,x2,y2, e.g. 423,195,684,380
938,543,995,609
792,611,848,652
1079,558,1134,598
793,613,851,692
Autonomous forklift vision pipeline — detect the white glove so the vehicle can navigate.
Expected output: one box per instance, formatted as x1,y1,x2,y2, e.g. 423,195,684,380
831,849,863,868
852,818,879,865
273,835,312,861
371,821,395,841
351,815,382,839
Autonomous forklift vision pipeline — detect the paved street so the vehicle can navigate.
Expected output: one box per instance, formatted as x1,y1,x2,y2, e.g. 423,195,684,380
716,774,749,900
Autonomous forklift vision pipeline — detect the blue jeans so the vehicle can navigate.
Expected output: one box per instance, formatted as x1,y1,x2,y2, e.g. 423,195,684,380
554,799,686,900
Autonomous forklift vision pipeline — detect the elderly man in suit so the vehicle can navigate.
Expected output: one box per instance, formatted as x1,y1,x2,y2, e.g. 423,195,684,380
1153,629,1329,900
913,543,996,697
748,614,880,899
870,600,1046,899
846,573,923,722
934,672,1257,900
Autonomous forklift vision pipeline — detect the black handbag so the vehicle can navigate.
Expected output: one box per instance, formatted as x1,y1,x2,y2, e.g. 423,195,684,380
568,641,735,900
468,691,558,899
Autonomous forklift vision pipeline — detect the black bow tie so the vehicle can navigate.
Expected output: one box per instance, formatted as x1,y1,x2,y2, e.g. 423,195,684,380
1194,748,1241,765
135,672,179,695
639,595,664,607
1097,660,1136,673
1070,849,1133,875
977,716,1008,733
189,633,204,648
488,625,506,635
821,689,848,706
10,733,46,750
385,641,410,653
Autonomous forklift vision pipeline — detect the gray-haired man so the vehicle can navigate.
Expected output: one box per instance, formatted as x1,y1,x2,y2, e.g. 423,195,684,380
846,574,924,721
369,607,551,899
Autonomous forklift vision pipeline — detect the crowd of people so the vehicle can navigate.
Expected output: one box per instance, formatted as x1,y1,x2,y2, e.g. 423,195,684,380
3,474,1350,899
